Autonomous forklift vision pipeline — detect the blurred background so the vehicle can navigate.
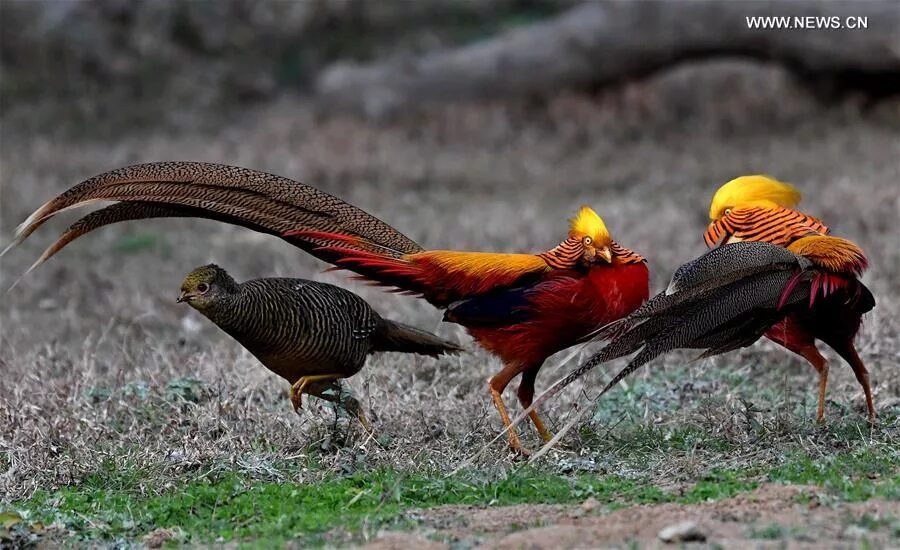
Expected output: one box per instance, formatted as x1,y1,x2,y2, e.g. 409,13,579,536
1,0,898,497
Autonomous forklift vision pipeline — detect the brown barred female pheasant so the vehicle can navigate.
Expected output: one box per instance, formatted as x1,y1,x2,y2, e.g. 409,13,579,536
178,264,462,427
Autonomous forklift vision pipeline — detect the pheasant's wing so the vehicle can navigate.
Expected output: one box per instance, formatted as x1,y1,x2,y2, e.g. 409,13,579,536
443,285,535,327
584,237,872,400
512,242,813,433
578,241,810,345
5,162,424,271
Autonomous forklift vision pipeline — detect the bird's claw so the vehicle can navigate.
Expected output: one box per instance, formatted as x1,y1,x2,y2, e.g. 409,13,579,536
506,435,532,458
290,381,306,413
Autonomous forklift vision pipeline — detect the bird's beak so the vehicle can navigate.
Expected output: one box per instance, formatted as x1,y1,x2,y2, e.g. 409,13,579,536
177,290,190,303
597,246,613,263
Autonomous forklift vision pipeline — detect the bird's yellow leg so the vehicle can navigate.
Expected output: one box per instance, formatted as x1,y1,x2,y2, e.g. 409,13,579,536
839,343,877,423
330,381,373,432
528,412,553,443
490,366,528,455
797,345,829,423
305,379,373,432
353,406,373,432
490,388,526,454
291,374,341,412
517,366,553,443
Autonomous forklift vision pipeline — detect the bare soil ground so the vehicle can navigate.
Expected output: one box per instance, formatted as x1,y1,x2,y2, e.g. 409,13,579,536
1,61,899,546
363,485,900,549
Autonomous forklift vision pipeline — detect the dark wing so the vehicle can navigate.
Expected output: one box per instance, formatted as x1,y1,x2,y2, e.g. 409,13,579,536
513,242,815,433
442,284,537,327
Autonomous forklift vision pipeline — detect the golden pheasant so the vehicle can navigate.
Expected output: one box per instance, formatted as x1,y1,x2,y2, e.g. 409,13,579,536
521,176,875,449
6,161,650,454
703,175,874,421
177,264,461,427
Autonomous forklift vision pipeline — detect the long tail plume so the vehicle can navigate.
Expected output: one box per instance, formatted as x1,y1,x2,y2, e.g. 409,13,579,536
3,162,423,274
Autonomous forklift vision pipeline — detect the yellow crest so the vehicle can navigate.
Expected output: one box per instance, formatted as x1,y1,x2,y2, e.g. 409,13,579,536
709,175,802,220
569,205,610,243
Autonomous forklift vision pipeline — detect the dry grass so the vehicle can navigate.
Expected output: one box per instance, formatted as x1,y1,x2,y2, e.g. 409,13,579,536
1,61,899,508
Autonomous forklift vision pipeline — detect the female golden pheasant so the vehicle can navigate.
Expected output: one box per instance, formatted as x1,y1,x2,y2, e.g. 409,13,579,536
178,264,460,428
523,176,875,448
6,161,649,454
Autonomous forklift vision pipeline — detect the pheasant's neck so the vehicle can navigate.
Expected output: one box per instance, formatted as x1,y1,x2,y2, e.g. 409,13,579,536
198,291,245,331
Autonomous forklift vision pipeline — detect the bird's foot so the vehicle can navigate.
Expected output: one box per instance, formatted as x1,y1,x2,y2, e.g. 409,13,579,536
290,378,310,412
340,393,373,433
355,408,373,433
536,426,554,444
506,435,532,458
527,411,555,444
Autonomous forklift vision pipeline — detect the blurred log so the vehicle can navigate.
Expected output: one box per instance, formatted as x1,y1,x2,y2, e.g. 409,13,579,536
317,1,900,118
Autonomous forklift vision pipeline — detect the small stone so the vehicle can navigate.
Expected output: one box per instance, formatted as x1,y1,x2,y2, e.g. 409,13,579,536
658,520,707,543
581,497,600,513
143,528,179,548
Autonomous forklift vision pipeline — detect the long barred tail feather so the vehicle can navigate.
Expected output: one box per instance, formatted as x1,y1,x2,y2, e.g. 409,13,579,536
4,162,423,274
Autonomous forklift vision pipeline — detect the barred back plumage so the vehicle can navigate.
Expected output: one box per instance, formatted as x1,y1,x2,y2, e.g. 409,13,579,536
205,278,379,378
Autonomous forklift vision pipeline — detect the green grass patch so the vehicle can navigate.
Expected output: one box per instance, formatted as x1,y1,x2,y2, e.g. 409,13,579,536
10,445,898,546
680,470,759,503
14,469,656,545
768,448,900,501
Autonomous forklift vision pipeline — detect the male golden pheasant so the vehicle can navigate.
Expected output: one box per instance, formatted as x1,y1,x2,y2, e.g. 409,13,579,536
523,176,875,450
177,264,460,427
703,175,874,421
6,161,649,453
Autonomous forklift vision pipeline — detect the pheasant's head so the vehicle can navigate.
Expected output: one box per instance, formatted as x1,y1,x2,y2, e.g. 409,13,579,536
708,175,801,221
705,176,802,247
568,205,613,263
178,264,238,311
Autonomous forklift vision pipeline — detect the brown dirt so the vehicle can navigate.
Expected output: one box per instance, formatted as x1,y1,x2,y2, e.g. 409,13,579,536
363,484,899,549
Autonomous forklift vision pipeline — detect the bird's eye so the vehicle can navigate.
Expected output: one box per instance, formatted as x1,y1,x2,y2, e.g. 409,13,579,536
583,236,592,245
724,208,732,215
197,283,209,293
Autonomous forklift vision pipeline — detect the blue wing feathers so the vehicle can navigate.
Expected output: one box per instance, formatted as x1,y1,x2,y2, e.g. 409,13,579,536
443,286,534,327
